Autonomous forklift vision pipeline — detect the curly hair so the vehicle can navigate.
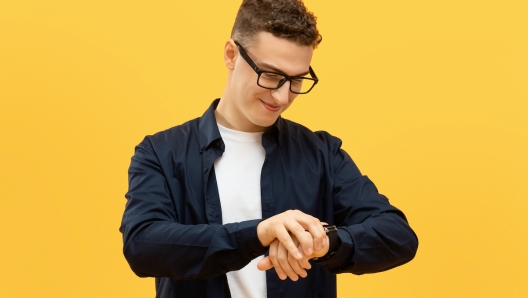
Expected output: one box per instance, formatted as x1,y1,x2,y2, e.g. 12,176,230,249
231,0,322,48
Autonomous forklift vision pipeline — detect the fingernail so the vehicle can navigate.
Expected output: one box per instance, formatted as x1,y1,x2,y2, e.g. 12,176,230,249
315,243,321,251
296,252,303,259
306,248,313,255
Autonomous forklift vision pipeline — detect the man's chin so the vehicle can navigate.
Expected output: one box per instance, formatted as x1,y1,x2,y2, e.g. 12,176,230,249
253,117,280,129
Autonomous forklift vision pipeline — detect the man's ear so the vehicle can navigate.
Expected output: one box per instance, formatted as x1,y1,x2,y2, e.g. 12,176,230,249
224,39,237,70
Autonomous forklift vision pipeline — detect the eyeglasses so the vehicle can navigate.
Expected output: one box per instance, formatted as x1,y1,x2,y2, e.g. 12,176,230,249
234,41,319,94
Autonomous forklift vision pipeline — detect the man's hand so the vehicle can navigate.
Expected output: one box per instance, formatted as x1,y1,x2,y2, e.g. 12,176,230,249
256,233,330,281
256,210,326,260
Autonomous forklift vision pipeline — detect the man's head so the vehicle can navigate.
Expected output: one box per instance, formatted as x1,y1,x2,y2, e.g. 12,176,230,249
216,0,321,132
231,0,322,48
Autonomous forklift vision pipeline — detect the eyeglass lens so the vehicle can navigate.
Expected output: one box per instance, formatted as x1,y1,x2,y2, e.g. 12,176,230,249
258,72,316,94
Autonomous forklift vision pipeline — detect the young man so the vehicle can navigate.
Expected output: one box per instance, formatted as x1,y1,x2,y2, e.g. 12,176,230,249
120,0,418,297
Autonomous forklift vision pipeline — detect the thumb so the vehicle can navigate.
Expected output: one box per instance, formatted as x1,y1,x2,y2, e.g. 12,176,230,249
256,256,273,271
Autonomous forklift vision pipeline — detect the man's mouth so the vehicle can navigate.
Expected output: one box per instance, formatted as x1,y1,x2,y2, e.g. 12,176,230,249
260,100,281,112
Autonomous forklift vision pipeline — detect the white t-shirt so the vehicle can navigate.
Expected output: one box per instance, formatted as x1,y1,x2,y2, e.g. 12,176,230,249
214,123,267,298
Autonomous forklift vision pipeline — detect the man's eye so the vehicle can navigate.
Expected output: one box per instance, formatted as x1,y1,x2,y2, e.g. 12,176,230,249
262,73,282,80
292,79,303,85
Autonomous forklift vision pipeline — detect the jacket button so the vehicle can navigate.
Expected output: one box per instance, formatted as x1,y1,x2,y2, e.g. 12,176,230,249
203,168,208,173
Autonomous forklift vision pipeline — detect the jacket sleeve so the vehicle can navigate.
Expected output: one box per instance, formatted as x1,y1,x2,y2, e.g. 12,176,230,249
119,138,266,280
317,137,418,274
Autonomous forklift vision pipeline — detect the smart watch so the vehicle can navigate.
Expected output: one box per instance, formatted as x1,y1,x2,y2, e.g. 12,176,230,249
314,225,338,262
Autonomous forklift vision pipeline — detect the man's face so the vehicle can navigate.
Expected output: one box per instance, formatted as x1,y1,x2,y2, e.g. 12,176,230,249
220,31,314,132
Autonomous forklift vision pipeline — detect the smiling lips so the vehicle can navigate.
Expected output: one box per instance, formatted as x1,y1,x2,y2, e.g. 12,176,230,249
260,100,281,112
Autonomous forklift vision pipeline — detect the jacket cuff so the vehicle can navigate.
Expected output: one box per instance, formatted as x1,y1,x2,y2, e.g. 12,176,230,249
316,228,354,272
234,219,268,260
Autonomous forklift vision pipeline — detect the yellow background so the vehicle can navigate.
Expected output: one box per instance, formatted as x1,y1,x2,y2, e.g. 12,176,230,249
1,0,527,297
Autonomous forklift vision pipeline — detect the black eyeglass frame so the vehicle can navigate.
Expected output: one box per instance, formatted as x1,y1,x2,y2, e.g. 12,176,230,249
234,41,319,94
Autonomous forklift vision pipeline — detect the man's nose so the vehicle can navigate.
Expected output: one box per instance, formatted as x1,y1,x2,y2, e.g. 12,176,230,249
271,81,291,105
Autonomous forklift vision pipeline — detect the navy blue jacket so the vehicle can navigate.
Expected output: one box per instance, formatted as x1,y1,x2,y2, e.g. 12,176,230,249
120,99,418,298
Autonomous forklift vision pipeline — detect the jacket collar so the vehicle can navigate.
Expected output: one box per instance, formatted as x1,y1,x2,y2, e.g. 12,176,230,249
198,98,282,152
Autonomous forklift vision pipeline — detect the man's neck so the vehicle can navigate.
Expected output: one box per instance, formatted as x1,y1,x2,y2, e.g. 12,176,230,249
215,98,267,133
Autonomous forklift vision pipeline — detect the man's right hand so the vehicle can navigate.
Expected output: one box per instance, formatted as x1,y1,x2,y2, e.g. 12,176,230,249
256,232,330,281
256,210,327,261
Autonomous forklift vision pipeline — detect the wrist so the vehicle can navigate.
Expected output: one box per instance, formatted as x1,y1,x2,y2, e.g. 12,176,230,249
256,219,272,247
313,235,330,257
313,225,338,262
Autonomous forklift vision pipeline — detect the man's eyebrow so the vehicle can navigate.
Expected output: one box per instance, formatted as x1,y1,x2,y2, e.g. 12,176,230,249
257,62,310,77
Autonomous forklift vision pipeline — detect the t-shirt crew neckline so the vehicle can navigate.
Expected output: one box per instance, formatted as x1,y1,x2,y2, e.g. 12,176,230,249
216,123,264,143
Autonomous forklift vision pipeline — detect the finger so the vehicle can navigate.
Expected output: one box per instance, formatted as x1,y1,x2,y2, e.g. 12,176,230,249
268,240,288,280
291,212,326,252
274,225,304,260
287,234,311,271
284,219,316,257
286,246,307,278
277,241,299,281
298,257,312,270
297,242,312,270
305,224,326,251
318,222,329,249
256,256,273,271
